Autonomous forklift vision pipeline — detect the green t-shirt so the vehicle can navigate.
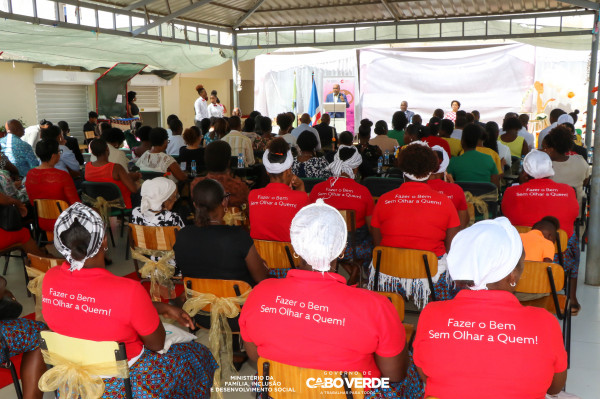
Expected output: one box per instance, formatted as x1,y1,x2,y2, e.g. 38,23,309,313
447,150,497,183
388,129,404,145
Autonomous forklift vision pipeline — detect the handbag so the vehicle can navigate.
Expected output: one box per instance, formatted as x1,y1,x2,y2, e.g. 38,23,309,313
0,204,23,231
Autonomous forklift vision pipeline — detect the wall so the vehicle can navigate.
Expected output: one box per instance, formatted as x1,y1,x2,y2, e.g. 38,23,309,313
0,62,37,127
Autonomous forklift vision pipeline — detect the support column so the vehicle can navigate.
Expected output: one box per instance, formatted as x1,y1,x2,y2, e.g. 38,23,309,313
585,12,599,149
231,32,240,111
585,24,600,286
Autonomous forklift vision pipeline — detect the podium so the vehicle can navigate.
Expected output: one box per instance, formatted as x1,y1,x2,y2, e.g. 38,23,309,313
323,102,347,132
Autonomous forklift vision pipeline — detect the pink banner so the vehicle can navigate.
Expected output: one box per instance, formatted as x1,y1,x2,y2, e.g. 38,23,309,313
323,77,356,133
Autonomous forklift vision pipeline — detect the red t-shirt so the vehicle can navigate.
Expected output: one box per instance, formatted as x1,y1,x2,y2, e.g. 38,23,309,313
239,269,405,377
249,183,309,242
42,263,160,360
427,179,468,212
308,177,374,229
25,167,80,232
371,182,460,256
413,290,567,399
85,162,133,209
422,136,452,158
501,179,579,237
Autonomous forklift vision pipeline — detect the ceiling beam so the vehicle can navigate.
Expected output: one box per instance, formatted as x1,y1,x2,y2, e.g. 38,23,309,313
381,0,400,21
558,0,600,9
233,0,267,29
132,0,215,36
124,0,158,11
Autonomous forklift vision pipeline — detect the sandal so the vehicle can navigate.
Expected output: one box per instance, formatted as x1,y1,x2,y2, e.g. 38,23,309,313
571,303,581,316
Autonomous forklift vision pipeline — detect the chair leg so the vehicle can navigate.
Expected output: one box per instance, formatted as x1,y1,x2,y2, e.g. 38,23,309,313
108,224,116,247
21,252,30,298
124,228,130,260
120,212,125,238
8,361,23,399
2,254,9,275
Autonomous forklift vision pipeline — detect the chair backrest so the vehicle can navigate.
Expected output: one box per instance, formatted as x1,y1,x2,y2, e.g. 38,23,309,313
128,224,179,251
254,239,300,269
184,278,251,312
39,330,126,369
258,357,365,399
338,209,357,233
300,178,326,193
34,199,69,239
361,177,403,198
456,181,498,218
514,225,568,254
372,246,438,279
140,171,166,180
84,131,96,140
378,292,405,322
81,181,123,202
26,254,62,272
515,261,565,294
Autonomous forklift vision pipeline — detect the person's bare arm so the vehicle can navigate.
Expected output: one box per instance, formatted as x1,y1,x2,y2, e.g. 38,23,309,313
444,226,460,252
522,140,530,156
372,226,382,246
366,215,373,235
244,341,259,363
374,345,409,383
547,370,567,395
290,175,305,192
168,161,188,182
491,174,500,188
245,245,270,284
139,322,166,352
416,366,427,383
113,163,139,193
458,210,469,230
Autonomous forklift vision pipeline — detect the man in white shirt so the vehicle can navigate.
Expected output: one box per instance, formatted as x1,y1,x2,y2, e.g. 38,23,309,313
537,109,567,149
222,116,255,166
194,84,209,129
400,101,414,123
22,119,52,149
290,113,322,150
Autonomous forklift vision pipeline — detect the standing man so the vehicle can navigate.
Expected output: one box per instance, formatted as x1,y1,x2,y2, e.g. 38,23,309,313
325,84,349,119
194,84,209,129
400,101,414,123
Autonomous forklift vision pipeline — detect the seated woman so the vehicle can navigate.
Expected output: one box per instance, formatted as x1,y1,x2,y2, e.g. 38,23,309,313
25,139,80,233
291,131,331,179
204,118,224,146
86,139,140,209
356,119,382,178
253,116,275,152
132,177,184,228
369,120,399,154
240,201,408,397
90,128,130,171
309,145,374,272
248,138,309,242
369,142,461,308
42,203,217,398
413,217,568,399
135,128,187,182
178,127,205,174
428,146,469,229
191,141,249,209
0,190,46,257
132,125,152,160
499,116,529,158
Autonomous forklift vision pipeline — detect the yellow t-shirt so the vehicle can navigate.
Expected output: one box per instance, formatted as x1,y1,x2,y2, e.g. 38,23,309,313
442,137,462,157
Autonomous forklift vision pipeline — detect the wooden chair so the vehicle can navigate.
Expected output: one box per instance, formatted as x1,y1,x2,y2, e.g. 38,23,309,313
378,292,415,345
38,331,133,399
372,247,439,302
183,277,251,314
128,224,180,274
258,357,365,399
515,261,571,366
33,199,68,245
253,240,300,270
514,226,568,265
0,333,23,399
84,131,96,145
26,254,62,273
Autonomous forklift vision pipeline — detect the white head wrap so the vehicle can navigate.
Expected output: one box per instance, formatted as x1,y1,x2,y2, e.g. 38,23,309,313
523,150,555,179
447,217,523,290
557,114,574,125
403,141,434,182
140,177,177,218
290,199,347,272
328,145,363,179
54,203,106,272
431,145,449,174
263,149,293,174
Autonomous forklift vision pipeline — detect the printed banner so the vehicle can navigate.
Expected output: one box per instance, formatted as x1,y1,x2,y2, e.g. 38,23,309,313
323,77,356,133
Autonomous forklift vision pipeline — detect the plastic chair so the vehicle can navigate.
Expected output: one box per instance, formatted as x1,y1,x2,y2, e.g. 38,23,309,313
33,199,68,246
378,292,415,345
258,357,365,399
299,177,326,193
361,177,403,198
128,224,180,274
455,181,498,219
38,331,133,399
253,240,299,270
371,247,439,303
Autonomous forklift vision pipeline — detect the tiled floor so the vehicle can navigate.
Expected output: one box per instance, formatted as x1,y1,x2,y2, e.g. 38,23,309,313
0,223,598,398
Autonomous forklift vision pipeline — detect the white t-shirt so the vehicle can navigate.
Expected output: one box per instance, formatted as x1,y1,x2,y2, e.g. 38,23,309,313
207,103,224,118
135,152,176,176
517,127,535,149
166,135,186,156
551,155,591,206
194,97,209,121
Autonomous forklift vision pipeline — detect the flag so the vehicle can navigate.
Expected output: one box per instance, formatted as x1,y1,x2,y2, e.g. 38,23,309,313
292,72,298,128
308,77,321,126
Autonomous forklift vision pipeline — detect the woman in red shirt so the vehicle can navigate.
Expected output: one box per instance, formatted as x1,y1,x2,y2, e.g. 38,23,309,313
370,142,460,308
309,145,374,273
413,217,568,399
240,201,408,396
25,139,79,233
85,139,140,209
427,146,469,229
42,203,217,398
248,138,308,243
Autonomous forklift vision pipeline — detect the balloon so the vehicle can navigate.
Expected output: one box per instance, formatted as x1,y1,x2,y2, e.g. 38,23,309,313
567,92,575,98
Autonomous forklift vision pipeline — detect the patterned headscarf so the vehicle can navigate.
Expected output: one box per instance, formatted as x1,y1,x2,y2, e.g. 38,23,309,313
54,203,105,271
328,145,363,179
